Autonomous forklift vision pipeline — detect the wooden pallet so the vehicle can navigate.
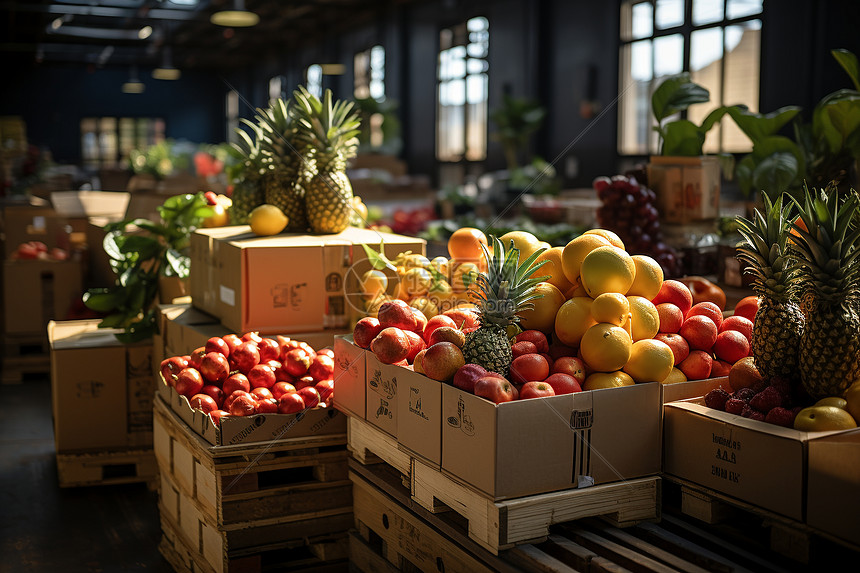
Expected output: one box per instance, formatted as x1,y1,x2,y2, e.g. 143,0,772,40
56,448,157,488
347,416,661,554
350,459,801,573
2,332,50,356
159,495,349,573
1,353,50,384
665,476,860,565
154,397,352,527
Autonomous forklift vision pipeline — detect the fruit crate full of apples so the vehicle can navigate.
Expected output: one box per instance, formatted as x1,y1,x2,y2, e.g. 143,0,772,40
664,187,860,549
158,330,346,446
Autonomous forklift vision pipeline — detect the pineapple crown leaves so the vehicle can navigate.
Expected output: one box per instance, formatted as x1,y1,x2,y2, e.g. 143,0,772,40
291,86,361,158
787,182,860,307
735,190,801,297
470,236,550,326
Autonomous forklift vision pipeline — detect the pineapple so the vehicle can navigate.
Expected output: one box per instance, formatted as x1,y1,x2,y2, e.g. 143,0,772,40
788,184,860,398
291,87,361,234
461,237,549,376
735,192,805,380
256,98,309,231
228,119,266,224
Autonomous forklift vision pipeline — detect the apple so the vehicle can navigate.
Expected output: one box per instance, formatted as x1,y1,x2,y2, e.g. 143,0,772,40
512,341,538,358
679,276,726,310
353,317,383,349
229,393,257,416
474,376,516,404
209,410,230,425
733,296,759,323
189,393,218,414
548,342,578,360
423,315,457,343
678,350,713,381
710,359,733,377
256,398,279,414
297,386,321,409
651,280,693,315
257,337,281,362
205,337,230,359
230,341,261,374
200,385,225,408
453,364,488,393
223,373,251,395
370,327,411,365
686,302,723,329
188,347,206,370
719,315,753,344
251,387,274,401
551,356,586,384
515,330,549,354
713,330,750,363
403,331,427,363
248,364,276,389
544,373,581,395
200,352,230,384
271,381,296,399
278,392,305,414
654,333,690,366
422,342,465,382
520,381,556,400
315,379,335,402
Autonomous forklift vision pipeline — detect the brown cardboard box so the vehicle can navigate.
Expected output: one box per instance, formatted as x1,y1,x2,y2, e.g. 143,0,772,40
332,335,366,420
2,204,66,257
441,382,662,500
50,190,130,219
4,260,83,334
49,320,153,452
807,431,860,545
189,226,425,334
396,364,442,465
663,398,855,521
661,377,729,404
364,352,399,438
647,156,720,223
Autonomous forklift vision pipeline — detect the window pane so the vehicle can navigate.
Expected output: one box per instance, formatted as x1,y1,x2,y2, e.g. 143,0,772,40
307,64,322,98
467,16,488,31
726,0,762,19
466,73,488,161
690,28,723,153
723,19,760,152
656,0,685,29
693,0,723,25
618,41,653,155
653,34,684,77
632,2,653,39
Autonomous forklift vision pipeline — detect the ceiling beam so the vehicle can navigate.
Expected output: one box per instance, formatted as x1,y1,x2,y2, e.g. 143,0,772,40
0,2,206,21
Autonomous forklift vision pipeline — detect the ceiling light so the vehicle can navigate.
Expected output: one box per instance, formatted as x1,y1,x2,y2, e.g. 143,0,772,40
210,0,259,27
51,17,64,30
153,47,181,80
138,26,152,39
122,65,145,93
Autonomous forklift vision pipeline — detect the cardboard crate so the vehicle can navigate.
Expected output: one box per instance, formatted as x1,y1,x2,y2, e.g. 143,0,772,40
49,320,153,452
5,260,82,335
807,432,860,547
189,226,425,334
647,155,720,223
1,203,66,257
664,397,860,522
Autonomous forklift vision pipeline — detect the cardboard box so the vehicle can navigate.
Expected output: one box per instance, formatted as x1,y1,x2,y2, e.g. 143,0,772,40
441,382,662,500
807,431,860,545
49,320,153,452
364,352,399,438
50,191,130,219
189,226,425,334
647,156,720,223
4,260,83,334
2,204,66,257
663,398,857,521
661,377,729,404
332,335,366,420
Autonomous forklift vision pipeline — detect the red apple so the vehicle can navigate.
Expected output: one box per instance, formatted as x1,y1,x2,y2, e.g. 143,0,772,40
298,386,321,409
283,347,313,377
205,337,230,359
656,303,683,334
251,387,274,401
474,376,516,404
423,315,457,343
511,341,538,358
248,364,276,389
188,347,206,370
679,315,718,351
278,392,305,414
453,364,488,393
678,350,713,381
509,354,550,384
230,341,261,374
520,381,556,400
315,379,335,402
515,330,549,354
160,356,188,385
654,333,690,366
189,394,219,414
651,280,693,315
223,390,249,412
223,373,251,395
411,307,428,336
294,375,315,390
222,334,243,355
229,393,257,416
544,373,581,395
403,330,427,363
353,317,383,349
257,337,280,362
256,398,279,414
733,296,759,323
271,381,296,399
719,315,753,344
200,385,225,408
242,331,263,345
710,359,733,377
551,356,586,384
686,302,724,329
175,368,204,398
713,330,750,363
209,410,230,425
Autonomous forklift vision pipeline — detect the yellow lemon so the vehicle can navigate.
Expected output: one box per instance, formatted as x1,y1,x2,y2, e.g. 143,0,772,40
815,397,848,409
844,382,860,425
538,241,551,250
580,323,633,372
360,269,388,299
627,296,660,341
518,282,566,333
451,261,480,293
429,256,449,277
530,247,574,293
499,231,542,263
583,228,625,250
403,254,431,270
580,246,636,297
561,234,611,284
565,278,589,299
794,406,858,431
402,267,432,297
583,370,635,390
555,297,598,347
591,293,630,326
249,204,288,236
663,367,687,384
623,339,674,383
627,254,664,300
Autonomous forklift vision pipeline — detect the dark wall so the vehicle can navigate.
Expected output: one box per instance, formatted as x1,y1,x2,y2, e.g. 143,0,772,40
0,64,226,165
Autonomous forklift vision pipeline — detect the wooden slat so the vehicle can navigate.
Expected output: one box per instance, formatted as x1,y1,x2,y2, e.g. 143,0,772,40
349,530,401,573
504,544,578,573
55,448,156,488
559,525,682,573
586,521,712,573
347,415,412,477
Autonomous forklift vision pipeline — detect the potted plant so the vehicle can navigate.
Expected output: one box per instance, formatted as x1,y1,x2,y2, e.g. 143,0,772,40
647,73,737,224
81,193,214,342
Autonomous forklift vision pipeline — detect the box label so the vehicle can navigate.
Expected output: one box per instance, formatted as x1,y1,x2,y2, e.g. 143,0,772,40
445,394,476,436
711,431,742,483
219,285,235,306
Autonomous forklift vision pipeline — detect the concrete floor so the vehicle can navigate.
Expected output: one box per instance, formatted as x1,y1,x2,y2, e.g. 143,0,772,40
0,379,171,573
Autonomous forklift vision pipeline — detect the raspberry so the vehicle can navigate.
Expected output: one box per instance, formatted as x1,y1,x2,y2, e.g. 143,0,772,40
741,405,766,421
750,386,783,413
734,387,756,403
725,398,746,414
704,388,731,411
750,378,769,393
765,407,797,428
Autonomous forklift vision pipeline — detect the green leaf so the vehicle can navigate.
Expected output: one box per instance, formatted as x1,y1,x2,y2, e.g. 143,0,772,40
813,89,860,153
98,312,130,328
166,248,190,278
82,289,123,312
735,154,756,197
752,152,798,197
726,106,802,142
119,235,162,258
661,120,706,156
360,243,397,271
129,219,166,235
832,49,860,91
700,106,731,133
103,231,124,261
651,73,710,123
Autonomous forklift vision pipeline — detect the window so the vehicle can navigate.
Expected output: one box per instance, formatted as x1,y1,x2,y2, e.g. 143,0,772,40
226,90,239,144
306,64,323,98
354,45,385,101
81,116,164,168
436,16,489,162
269,75,287,104
618,0,762,155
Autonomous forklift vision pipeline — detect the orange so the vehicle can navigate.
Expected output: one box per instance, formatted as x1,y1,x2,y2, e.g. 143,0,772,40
530,247,574,293
623,339,674,383
402,267,432,297
555,297,598,347
583,370,635,390
583,228,625,250
561,234,611,284
844,381,860,424
789,215,808,244
591,293,630,326
580,246,636,297
626,296,660,341
627,255,664,300
448,227,488,265
518,282,565,333
580,323,633,372
499,231,542,264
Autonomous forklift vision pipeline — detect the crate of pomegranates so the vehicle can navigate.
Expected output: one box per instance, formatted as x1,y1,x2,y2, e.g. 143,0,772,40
157,330,346,446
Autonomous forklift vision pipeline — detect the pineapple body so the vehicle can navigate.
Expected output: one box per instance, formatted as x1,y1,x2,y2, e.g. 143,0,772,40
751,300,803,379
463,325,513,377
799,306,860,398
303,150,353,234
265,170,308,232
230,180,265,224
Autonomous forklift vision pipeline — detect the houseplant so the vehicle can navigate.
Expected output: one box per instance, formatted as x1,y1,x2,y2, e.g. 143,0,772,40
81,193,213,342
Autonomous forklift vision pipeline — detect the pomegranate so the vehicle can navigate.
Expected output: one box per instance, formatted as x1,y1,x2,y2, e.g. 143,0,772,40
230,341,261,374
242,331,263,344
278,392,305,414
189,394,219,414
175,368,204,397
200,385,225,408
223,390,248,412
283,348,312,377
188,347,207,370
229,393,257,416
257,338,280,362
200,352,230,383
223,373,251,395
209,410,230,425
271,381,296,399
248,364,276,389
256,398,279,414
294,375,315,390
160,356,188,385
317,348,334,359
222,334,243,355
297,386,321,409
205,337,230,358
251,387,274,401
315,379,335,402
308,354,335,382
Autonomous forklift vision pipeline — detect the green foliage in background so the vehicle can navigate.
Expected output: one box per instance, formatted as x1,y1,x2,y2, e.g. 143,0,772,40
128,140,190,179
353,97,403,155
